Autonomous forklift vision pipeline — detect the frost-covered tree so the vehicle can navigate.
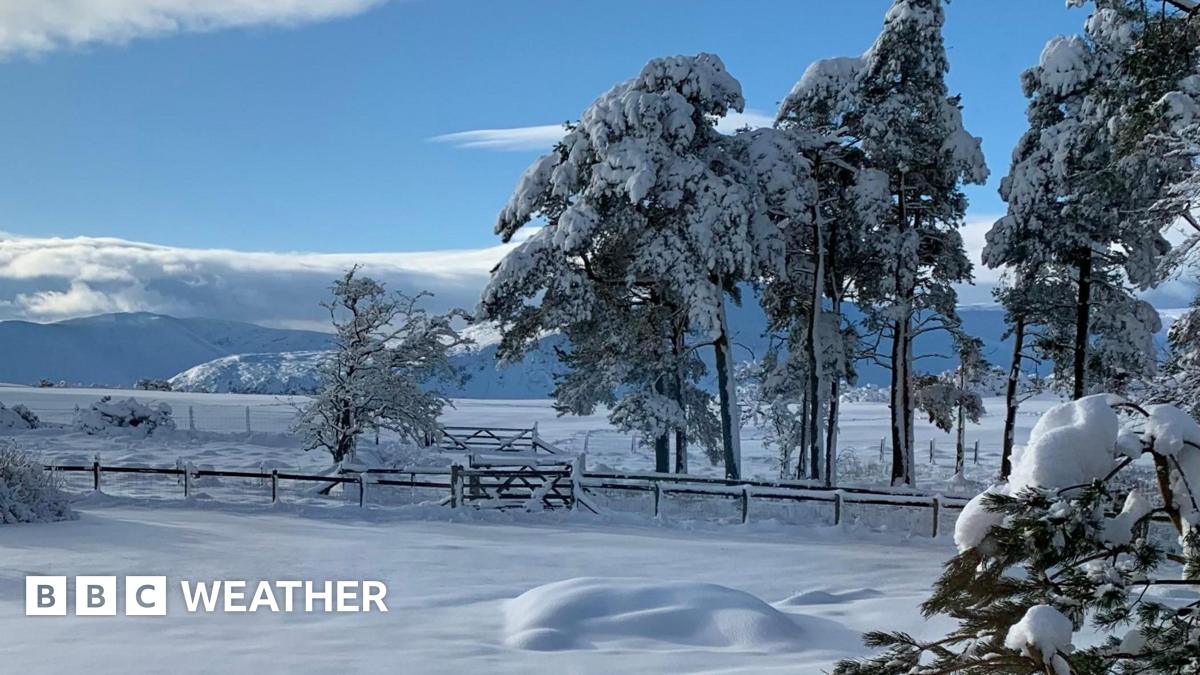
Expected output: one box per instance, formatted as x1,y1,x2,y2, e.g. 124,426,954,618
1148,297,1200,418
481,53,780,478
913,336,987,477
777,0,987,486
295,268,468,464
1,443,73,524
989,1,1195,409
836,396,1200,674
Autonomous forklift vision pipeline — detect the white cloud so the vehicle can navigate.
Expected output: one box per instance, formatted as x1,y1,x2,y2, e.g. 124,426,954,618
0,233,515,325
430,109,778,152
0,0,388,58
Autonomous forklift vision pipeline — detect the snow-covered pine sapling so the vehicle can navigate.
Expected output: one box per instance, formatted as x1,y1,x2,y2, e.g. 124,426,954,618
294,267,470,465
834,395,1200,675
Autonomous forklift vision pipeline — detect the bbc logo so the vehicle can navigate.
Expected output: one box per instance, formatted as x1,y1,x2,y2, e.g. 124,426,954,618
26,576,167,616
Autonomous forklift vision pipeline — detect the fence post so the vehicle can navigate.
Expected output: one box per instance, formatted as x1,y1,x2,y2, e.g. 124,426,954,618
450,464,462,508
570,454,585,512
245,407,252,434
271,469,279,504
358,473,367,508
833,491,843,527
931,496,941,538
583,430,591,453
973,440,979,464
630,433,637,454
653,481,662,518
188,406,195,432
92,458,101,491
740,485,750,524
184,462,192,498
929,439,935,464
879,438,885,464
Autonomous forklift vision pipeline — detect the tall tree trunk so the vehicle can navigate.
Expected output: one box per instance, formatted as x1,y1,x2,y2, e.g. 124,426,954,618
654,375,670,474
904,319,915,484
955,366,966,477
1073,250,1093,400
712,279,741,479
672,323,688,474
890,314,911,486
796,388,810,480
806,201,826,483
1001,315,1025,478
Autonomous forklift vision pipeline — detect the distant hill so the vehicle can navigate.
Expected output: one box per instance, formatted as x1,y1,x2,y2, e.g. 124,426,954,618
0,312,334,387
163,304,1025,398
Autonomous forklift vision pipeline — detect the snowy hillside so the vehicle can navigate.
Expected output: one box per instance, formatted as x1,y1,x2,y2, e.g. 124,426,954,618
167,332,566,398
169,351,330,394
0,312,333,387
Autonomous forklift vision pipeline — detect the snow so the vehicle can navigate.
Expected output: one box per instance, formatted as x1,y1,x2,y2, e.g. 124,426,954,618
1037,35,1093,96
1007,394,1120,492
0,502,953,673
1143,403,1200,458
954,485,1008,553
504,577,812,652
1101,489,1152,546
1003,604,1075,674
170,351,329,395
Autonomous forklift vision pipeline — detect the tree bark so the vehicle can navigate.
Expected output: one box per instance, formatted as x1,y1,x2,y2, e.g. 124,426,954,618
672,323,688,474
712,279,741,479
1073,250,1093,400
955,366,966,477
806,198,826,484
890,314,911,486
1001,315,1025,478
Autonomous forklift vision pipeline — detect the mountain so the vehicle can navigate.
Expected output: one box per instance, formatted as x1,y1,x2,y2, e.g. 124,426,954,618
162,305,1029,399
0,312,334,387
170,351,329,394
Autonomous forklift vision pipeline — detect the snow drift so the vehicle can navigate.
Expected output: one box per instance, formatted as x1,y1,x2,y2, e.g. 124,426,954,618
503,577,809,652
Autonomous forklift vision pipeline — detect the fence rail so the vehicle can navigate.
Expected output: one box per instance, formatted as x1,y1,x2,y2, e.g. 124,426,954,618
46,457,972,537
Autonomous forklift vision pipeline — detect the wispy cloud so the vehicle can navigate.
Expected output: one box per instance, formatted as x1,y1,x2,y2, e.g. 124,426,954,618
0,0,389,58
430,109,779,152
0,233,515,327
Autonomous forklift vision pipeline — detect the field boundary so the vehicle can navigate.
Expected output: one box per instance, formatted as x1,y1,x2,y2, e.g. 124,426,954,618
45,458,969,536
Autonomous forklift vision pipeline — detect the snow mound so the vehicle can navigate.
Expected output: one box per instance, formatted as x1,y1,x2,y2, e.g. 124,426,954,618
169,351,330,395
73,396,174,435
778,588,883,606
0,402,39,429
1004,604,1074,670
504,578,807,652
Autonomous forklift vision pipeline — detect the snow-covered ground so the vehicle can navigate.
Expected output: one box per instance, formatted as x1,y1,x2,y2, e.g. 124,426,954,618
0,384,1061,490
0,499,955,674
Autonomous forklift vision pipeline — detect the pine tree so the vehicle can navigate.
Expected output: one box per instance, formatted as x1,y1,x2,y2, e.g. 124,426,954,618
480,53,778,478
836,396,1200,674
294,268,468,464
777,0,987,486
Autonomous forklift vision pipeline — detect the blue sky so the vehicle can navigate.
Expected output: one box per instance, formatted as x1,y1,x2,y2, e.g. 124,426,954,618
5,0,1183,328
0,0,1085,253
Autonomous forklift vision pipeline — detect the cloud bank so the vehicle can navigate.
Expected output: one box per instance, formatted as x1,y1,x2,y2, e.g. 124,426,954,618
0,0,387,57
0,233,514,330
431,110,778,152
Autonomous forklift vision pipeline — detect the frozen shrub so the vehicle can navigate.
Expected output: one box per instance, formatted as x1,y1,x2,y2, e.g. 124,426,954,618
0,443,73,524
73,396,175,435
135,378,173,392
0,402,39,430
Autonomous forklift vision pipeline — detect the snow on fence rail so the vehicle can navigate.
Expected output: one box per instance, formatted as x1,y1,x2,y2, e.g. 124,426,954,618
43,459,969,536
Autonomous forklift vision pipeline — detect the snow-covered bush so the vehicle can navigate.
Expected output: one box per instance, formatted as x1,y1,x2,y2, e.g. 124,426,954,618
836,394,1200,674
0,402,39,430
134,378,172,392
73,397,175,435
0,443,73,524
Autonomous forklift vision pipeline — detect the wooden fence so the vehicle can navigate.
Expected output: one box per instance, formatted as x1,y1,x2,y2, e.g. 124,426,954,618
45,457,967,537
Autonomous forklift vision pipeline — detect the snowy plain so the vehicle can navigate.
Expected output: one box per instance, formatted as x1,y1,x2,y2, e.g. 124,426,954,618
0,384,1065,673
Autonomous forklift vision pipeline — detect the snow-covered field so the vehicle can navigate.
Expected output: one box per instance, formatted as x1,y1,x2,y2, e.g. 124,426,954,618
0,383,1060,488
0,384,1070,673
0,499,955,674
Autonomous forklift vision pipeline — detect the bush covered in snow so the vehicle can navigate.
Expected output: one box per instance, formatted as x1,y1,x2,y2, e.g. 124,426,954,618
73,397,175,435
0,402,40,430
0,443,73,524
837,394,1200,674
